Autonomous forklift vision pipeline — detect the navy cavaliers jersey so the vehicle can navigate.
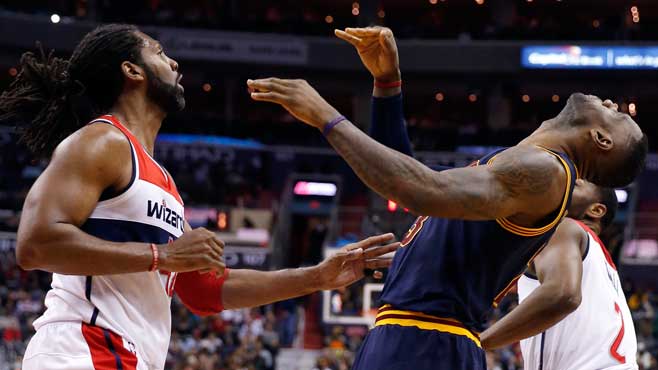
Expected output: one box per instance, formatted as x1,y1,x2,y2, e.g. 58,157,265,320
378,146,578,332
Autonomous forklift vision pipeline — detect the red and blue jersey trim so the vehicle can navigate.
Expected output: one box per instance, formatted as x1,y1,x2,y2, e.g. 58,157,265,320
92,115,183,205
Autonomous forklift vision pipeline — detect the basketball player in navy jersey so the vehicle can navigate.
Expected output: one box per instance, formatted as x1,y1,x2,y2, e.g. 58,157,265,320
0,25,399,370
247,27,647,370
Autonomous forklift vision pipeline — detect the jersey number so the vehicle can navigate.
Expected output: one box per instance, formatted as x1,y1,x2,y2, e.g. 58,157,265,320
401,216,429,247
609,302,626,364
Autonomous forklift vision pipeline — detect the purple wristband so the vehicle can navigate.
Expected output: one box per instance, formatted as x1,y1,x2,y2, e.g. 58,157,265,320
323,115,346,136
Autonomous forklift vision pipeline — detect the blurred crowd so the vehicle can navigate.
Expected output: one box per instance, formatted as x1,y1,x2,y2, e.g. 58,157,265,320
2,0,657,41
1,244,656,369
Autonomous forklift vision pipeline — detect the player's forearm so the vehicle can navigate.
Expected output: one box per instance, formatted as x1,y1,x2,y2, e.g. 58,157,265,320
370,93,413,157
221,267,323,309
326,120,444,215
480,284,579,350
16,222,153,275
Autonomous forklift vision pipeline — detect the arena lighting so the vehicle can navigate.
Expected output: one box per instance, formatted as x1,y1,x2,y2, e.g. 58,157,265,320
615,189,628,204
387,200,398,212
50,14,61,23
293,181,337,197
629,102,637,117
522,46,658,69
217,211,228,230
325,15,334,23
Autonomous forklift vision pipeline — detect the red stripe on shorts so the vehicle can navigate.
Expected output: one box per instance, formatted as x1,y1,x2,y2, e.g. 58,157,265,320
81,323,138,370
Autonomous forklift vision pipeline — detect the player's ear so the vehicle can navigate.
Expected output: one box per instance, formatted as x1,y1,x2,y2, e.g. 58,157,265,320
121,61,145,83
585,203,607,220
590,128,614,152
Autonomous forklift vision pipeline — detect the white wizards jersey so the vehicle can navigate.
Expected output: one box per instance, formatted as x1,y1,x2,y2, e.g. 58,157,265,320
33,115,184,370
518,221,637,370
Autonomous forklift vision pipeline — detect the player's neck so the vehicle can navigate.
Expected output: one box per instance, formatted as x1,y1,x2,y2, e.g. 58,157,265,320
109,93,165,156
582,220,602,236
521,128,590,181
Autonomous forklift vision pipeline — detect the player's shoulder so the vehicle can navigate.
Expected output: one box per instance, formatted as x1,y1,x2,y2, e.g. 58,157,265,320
490,145,566,200
53,122,130,161
553,218,589,247
49,121,132,178
496,145,566,175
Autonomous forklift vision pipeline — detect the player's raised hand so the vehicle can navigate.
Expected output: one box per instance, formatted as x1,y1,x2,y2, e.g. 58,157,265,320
247,78,341,129
314,233,400,290
158,227,225,274
335,27,400,83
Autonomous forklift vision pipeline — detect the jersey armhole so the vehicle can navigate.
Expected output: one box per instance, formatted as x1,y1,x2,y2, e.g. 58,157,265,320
87,119,137,201
494,147,575,237
581,231,590,262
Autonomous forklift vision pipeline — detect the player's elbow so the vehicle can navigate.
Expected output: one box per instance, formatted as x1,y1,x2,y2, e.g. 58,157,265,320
550,285,582,314
15,237,41,271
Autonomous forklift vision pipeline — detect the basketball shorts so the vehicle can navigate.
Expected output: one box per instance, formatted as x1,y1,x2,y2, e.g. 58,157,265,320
352,306,486,370
22,322,147,370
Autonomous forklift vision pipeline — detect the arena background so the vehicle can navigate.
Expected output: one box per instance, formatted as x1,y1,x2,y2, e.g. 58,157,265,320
0,1,657,369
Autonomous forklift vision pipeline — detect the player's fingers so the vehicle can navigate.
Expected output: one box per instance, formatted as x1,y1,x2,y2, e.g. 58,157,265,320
344,247,364,261
345,27,385,36
334,29,362,46
379,29,397,54
250,91,289,104
355,233,396,250
247,78,289,93
363,242,400,259
208,236,224,256
364,258,393,270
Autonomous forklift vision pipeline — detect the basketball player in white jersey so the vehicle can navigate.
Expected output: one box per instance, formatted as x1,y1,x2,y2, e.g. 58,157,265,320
480,179,638,370
0,25,399,370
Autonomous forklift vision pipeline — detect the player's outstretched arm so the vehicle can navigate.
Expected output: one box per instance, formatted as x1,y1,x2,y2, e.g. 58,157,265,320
222,233,398,309
480,218,586,350
175,233,399,314
335,27,412,156
16,125,225,275
249,80,564,220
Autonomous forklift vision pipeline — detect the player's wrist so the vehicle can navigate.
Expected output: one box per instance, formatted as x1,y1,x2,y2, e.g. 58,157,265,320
321,114,347,136
373,69,401,84
305,264,328,291
154,244,168,271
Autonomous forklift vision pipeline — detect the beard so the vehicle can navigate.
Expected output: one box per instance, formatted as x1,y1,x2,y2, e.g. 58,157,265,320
143,64,185,113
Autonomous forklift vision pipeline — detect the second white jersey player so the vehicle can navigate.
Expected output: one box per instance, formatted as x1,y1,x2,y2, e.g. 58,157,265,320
518,221,638,370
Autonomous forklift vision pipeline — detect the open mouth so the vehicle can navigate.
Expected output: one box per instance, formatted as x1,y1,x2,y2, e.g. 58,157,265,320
176,74,184,92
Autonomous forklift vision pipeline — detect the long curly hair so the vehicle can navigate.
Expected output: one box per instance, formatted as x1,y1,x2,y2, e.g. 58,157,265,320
0,24,144,157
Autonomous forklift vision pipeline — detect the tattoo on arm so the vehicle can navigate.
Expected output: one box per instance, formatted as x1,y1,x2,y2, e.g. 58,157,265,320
326,122,563,220
491,153,557,198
